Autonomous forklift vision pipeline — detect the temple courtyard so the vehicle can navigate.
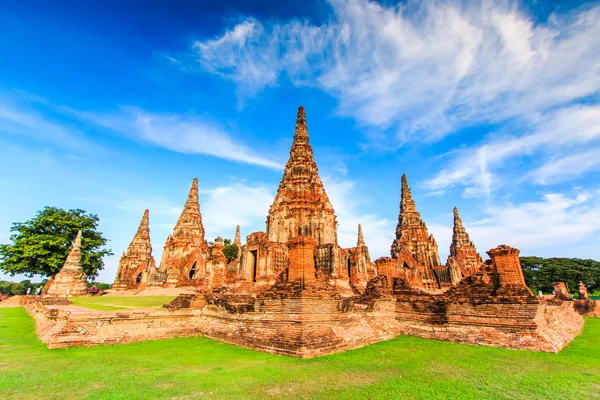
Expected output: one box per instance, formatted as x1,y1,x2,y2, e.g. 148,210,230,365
1,304,598,399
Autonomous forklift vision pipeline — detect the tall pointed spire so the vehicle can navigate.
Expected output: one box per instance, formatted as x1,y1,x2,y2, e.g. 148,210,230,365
161,178,210,286
447,207,483,281
45,229,88,296
126,209,152,255
173,178,205,240
266,106,337,245
234,225,241,247
138,209,150,233
74,229,82,248
65,230,83,266
113,210,156,290
391,174,441,288
357,224,366,247
400,174,417,214
453,207,462,227
294,105,309,144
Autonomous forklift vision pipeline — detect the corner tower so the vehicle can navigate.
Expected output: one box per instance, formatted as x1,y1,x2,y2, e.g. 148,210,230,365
113,209,156,290
391,174,440,288
160,178,210,286
446,207,483,284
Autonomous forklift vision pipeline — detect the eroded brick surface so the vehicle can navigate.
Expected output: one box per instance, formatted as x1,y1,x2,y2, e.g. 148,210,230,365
112,210,156,290
44,231,88,297
29,106,588,357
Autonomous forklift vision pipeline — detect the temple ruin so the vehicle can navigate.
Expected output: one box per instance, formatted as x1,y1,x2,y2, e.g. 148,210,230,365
44,230,88,297
28,106,585,357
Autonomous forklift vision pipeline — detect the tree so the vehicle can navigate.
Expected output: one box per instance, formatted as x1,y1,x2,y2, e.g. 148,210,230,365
520,256,600,294
207,238,239,262
9,282,26,296
0,207,113,278
223,243,239,262
0,281,13,295
88,281,112,291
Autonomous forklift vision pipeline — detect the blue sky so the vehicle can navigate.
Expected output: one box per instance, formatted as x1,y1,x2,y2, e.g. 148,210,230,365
1,0,599,283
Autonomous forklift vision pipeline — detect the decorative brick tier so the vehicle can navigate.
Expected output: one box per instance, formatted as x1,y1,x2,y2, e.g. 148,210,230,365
29,106,588,358
24,282,584,356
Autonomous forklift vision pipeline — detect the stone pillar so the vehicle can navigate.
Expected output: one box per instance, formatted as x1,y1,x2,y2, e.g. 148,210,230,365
579,282,589,300
553,282,573,301
486,245,526,287
288,236,317,282
486,245,534,296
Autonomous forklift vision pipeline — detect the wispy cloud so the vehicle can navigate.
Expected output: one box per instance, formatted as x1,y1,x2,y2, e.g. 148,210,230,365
78,107,284,170
530,148,600,185
323,176,395,258
1,89,283,170
200,182,274,238
191,0,600,143
425,104,600,197
0,95,95,150
429,189,600,261
470,190,600,252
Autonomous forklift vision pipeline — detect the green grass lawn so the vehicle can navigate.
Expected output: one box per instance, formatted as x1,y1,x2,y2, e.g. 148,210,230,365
69,296,176,310
0,307,598,400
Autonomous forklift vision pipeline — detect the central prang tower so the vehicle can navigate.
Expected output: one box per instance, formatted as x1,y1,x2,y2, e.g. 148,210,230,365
237,106,365,287
266,106,338,245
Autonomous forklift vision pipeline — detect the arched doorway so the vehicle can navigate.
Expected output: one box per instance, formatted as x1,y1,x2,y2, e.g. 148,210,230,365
135,272,143,284
189,261,197,279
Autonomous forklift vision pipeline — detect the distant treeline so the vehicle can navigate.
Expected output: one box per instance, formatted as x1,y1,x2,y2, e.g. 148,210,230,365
520,257,599,294
0,280,112,296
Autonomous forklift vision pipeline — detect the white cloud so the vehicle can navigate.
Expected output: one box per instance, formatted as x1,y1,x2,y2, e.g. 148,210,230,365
78,107,284,170
530,148,600,185
192,0,600,142
323,176,395,258
427,189,600,262
425,104,600,197
468,190,600,253
200,183,274,239
0,96,94,150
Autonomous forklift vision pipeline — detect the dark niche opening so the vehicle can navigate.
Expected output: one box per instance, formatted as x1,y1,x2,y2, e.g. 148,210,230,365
189,261,197,279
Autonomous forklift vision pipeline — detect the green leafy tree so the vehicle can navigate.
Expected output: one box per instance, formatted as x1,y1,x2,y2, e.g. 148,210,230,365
520,256,600,294
0,207,113,278
223,243,239,262
207,238,239,262
9,282,26,295
88,281,112,291
0,281,13,295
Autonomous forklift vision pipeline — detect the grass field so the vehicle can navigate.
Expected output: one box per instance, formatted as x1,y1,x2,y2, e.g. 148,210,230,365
69,296,176,310
0,307,599,399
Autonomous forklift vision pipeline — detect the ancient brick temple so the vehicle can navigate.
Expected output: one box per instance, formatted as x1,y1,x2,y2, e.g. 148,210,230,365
45,230,88,296
112,210,156,290
446,207,484,285
34,106,584,357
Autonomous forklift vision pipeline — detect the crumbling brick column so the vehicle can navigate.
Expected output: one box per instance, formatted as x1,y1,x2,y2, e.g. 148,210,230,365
487,244,534,296
487,245,526,285
288,236,317,282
